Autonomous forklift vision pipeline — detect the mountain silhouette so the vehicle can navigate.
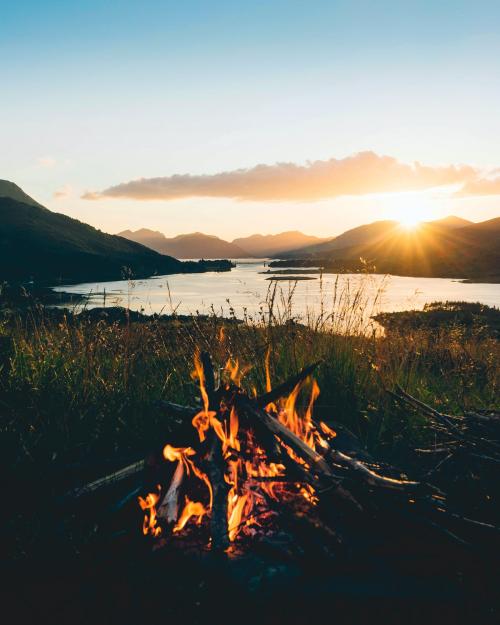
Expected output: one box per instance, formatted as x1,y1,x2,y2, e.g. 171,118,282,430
119,229,251,258
232,231,327,257
273,217,500,281
0,182,230,284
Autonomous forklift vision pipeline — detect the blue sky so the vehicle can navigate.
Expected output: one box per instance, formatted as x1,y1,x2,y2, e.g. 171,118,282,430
1,1,499,238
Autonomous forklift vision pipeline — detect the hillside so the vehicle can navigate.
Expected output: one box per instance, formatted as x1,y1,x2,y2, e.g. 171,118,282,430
271,217,500,281
0,179,45,209
0,188,231,284
232,231,327,257
276,216,475,259
278,221,398,258
430,215,473,229
119,229,250,258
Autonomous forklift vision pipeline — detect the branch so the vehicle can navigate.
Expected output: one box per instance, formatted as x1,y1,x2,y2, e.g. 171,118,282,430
255,361,322,408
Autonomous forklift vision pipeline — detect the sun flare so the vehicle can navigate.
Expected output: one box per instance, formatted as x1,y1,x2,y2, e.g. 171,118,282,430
398,214,423,230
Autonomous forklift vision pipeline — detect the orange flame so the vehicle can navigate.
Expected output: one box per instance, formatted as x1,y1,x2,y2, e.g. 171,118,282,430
173,497,208,533
265,348,272,393
138,487,162,537
319,421,337,439
228,492,249,541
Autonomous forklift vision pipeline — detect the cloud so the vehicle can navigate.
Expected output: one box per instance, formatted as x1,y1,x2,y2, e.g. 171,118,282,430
37,156,57,168
455,176,500,197
82,151,481,202
53,184,72,199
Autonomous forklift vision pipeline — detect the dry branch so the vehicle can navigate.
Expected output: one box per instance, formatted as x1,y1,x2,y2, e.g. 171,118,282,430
68,460,145,498
256,361,322,408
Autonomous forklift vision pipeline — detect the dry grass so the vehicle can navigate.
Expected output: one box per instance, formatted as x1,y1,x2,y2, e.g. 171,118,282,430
1,277,498,477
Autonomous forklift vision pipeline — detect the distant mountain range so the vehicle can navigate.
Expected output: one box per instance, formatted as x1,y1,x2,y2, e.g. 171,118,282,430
2,178,498,284
118,229,251,258
118,228,327,258
0,180,230,284
271,216,500,282
232,231,327,257
276,216,474,258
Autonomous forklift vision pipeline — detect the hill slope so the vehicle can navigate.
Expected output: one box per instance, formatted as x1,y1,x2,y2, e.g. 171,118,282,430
0,179,45,209
0,197,188,283
119,229,250,258
273,218,500,281
0,187,231,284
276,216,475,259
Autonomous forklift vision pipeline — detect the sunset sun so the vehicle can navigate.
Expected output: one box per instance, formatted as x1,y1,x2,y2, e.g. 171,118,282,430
398,214,423,230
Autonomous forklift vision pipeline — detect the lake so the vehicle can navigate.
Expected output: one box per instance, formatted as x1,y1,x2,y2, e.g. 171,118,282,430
52,260,500,328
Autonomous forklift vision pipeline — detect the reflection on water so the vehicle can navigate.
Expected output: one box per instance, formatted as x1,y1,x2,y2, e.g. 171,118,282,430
52,260,500,326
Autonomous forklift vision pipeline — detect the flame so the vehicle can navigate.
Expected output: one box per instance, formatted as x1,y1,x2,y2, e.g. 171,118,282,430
319,421,337,439
174,497,208,533
163,444,213,510
163,444,196,463
224,358,251,387
138,487,162,537
192,350,210,414
228,492,249,541
265,348,272,393
228,406,240,452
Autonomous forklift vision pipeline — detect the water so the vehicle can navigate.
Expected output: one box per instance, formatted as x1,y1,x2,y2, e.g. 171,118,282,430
52,260,500,325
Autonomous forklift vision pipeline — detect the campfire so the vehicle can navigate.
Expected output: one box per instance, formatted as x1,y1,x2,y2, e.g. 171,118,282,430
136,350,415,551
69,350,500,563
138,352,323,548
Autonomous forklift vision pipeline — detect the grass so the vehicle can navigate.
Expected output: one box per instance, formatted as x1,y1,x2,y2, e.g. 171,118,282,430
0,280,498,563
1,282,498,479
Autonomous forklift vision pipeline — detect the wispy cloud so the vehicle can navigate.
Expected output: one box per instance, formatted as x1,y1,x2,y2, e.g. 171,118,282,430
82,152,481,203
53,184,73,199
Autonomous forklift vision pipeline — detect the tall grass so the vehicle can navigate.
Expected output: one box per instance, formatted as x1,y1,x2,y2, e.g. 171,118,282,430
0,277,498,476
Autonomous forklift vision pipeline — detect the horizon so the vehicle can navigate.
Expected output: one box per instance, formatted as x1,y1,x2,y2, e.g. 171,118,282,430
2,1,500,239
116,214,485,243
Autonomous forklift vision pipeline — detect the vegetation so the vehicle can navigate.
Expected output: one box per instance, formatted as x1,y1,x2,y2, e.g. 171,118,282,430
1,287,497,485
374,301,500,339
0,194,232,284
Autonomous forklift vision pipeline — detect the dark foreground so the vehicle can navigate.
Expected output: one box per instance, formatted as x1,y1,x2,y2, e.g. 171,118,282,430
1,299,499,624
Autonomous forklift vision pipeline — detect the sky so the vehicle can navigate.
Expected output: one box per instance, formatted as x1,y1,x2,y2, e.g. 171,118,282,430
1,0,500,239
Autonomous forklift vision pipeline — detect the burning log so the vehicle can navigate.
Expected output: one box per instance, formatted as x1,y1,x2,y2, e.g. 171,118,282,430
236,395,338,482
157,460,185,524
204,433,230,550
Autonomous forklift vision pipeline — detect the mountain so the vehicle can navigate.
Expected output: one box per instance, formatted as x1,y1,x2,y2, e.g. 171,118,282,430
119,229,250,258
232,231,328,257
0,183,230,284
119,228,326,258
0,179,45,209
276,216,477,259
430,215,473,229
272,217,500,282
278,221,398,258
